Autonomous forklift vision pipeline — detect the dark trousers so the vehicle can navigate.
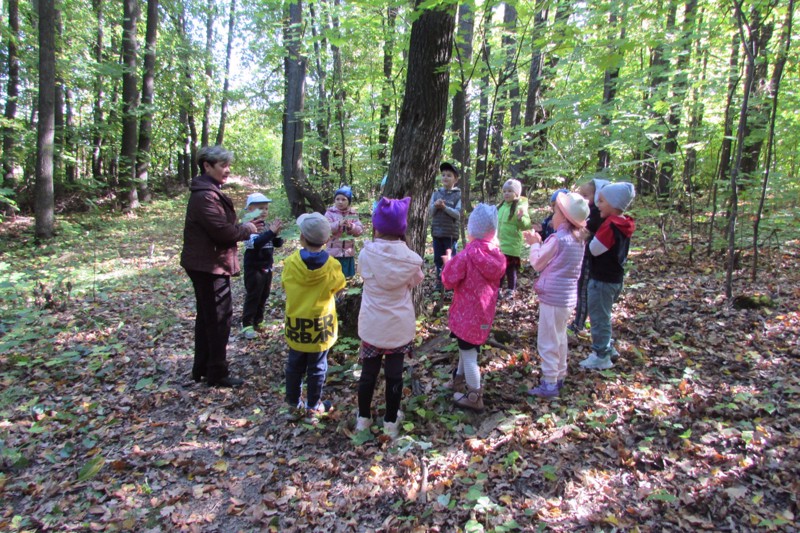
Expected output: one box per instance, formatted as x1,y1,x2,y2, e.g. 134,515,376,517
186,270,231,382
503,255,521,291
285,348,329,409
433,236,458,276
242,266,272,328
571,254,590,331
358,353,404,423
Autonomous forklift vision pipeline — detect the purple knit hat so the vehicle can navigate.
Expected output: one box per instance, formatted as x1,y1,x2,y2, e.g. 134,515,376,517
372,197,410,237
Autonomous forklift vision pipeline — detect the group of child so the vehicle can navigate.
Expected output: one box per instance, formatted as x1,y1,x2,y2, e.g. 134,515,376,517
236,164,636,437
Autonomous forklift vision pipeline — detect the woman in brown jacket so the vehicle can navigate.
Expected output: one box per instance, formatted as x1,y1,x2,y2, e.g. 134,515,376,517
180,146,262,387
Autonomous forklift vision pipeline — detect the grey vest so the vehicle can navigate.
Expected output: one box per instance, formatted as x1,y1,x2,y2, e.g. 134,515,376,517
430,188,461,239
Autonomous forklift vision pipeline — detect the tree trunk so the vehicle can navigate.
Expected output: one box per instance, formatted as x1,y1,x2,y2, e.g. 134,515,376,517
202,0,214,147
475,13,491,201
451,2,473,221
597,2,627,171
91,0,105,183
503,4,522,179
385,0,455,282
377,5,397,168
121,0,140,209
681,7,707,191
64,87,77,184
3,0,20,193
309,2,331,177
216,0,236,146
35,0,56,240
752,0,793,281
331,0,346,184
136,0,158,203
282,0,325,216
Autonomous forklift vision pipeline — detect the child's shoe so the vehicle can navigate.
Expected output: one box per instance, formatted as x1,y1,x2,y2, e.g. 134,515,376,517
444,371,466,394
382,410,404,439
355,415,372,432
579,352,613,370
284,401,306,422
528,380,559,398
241,326,257,340
557,379,565,390
454,388,484,413
305,400,333,423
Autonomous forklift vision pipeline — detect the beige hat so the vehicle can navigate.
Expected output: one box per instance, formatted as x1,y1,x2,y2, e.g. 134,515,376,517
296,212,331,245
555,192,590,228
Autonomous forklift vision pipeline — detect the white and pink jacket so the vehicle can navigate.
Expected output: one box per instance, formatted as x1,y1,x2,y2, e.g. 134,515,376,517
325,206,364,258
442,238,506,345
529,223,585,308
357,239,424,349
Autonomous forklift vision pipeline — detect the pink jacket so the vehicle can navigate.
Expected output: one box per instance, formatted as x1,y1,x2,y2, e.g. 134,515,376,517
357,239,424,348
325,206,364,258
442,238,506,345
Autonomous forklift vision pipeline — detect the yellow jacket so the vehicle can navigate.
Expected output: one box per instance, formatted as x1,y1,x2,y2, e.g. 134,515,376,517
281,250,346,352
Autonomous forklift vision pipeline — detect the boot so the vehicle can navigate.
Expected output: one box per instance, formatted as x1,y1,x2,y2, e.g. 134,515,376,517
444,370,466,394
453,387,484,413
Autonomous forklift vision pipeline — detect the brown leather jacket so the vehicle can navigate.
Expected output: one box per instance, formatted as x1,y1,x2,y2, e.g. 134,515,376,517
180,174,252,276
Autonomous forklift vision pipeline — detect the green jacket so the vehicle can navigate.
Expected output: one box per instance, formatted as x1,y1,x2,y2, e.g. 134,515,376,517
497,197,532,258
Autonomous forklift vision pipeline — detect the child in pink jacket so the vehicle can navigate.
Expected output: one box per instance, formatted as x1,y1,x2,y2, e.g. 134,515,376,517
441,203,506,412
326,186,364,278
355,197,424,438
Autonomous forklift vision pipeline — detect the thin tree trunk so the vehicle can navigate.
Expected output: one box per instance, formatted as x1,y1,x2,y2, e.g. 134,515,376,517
91,0,105,183
121,0,140,209
377,5,397,168
752,0,792,281
598,1,627,170
309,2,331,176
202,0,214,147
64,87,76,184
3,0,20,193
726,2,758,300
216,0,236,146
136,0,158,203
282,0,325,216
35,0,56,240
331,0,346,184
475,13,491,201
451,2,473,226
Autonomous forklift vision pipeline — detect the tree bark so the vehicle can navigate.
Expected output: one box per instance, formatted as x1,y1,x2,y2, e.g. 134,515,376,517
331,0,346,184
202,0,214,147
3,0,20,192
136,0,159,203
91,0,105,183
451,2,473,222
216,0,236,146
385,0,455,266
121,0,140,209
377,5,397,168
35,0,56,240
309,2,331,177
282,0,325,216
475,13,491,201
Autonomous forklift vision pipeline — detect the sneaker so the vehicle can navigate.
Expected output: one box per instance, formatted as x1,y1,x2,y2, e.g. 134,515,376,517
355,415,372,432
383,410,404,438
528,381,559,398
305,400,333,423
242,326,256,340
610,348,620,361
284,402,306,422
579,352,613,370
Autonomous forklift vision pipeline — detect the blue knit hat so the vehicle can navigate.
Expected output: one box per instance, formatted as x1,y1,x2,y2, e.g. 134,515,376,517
334,185,353,204
550,188,569,203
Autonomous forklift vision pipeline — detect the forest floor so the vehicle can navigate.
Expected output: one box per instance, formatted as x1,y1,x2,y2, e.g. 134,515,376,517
0,187,799,532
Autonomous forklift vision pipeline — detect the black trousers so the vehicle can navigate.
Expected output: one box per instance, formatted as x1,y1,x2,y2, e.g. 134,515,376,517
242,266,273,328
186,269,231,382
358,353,404,423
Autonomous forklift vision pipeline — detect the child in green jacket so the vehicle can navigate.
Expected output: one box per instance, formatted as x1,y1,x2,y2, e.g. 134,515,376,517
497,179,532,297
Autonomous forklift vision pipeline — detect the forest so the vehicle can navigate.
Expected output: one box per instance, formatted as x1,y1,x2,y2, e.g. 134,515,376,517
0,0,799,530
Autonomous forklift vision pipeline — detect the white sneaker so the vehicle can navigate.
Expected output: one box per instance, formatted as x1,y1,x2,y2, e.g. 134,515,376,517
580,352,613,370
355,416,371,431
383,410,404,438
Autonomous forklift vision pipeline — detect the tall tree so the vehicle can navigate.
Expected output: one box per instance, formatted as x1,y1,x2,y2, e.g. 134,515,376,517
120,0,140,209
385,0,455,266
216,0,236,145
597,0,627,170
91,0,105,183
282,0,325,216
201,0,214,147
136,0,159,203
330,0,347,183
309,2,331,176
2,0,20,192
451,2,474,216
377,6,398,168
35,0,57,239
